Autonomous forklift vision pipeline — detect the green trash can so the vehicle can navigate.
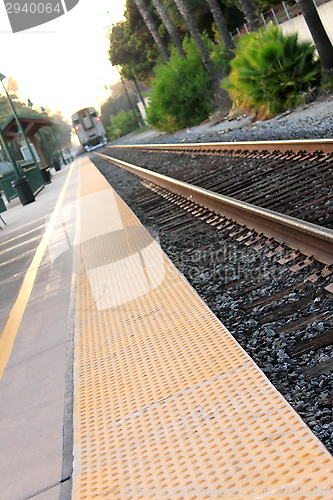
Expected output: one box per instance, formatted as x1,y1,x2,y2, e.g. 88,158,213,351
52,157,61,171
41,166,51,184
12,177,35,205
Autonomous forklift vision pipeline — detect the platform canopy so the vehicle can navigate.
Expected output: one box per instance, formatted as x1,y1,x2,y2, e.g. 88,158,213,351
0,114,53,143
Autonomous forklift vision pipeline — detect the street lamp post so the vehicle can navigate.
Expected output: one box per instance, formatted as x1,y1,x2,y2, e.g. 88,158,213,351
0,74,40,171
0,73,37,205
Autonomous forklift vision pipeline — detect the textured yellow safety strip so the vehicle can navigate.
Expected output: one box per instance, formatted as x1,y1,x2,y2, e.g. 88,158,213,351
0,162,75,380
73,158,333,500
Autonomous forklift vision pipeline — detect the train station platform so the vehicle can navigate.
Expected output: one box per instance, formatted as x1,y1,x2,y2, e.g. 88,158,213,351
1,157,333,500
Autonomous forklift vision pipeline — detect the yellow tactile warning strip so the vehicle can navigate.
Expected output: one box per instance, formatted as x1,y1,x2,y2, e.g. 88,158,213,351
72,157,333,500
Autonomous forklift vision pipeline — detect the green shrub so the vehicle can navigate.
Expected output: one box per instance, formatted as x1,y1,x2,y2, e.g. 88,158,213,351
106,110,138,140
222,25,321,119
147,37,230,133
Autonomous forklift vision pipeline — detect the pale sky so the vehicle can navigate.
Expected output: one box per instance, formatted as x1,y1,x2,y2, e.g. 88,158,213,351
0,0,126,121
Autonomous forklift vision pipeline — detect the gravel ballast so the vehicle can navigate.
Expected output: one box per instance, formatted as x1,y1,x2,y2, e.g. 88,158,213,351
110,94,333,146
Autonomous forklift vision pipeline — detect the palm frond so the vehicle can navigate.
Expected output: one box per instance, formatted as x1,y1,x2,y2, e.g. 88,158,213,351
222,24,321,118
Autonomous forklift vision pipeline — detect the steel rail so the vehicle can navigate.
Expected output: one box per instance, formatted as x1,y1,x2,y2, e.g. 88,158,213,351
96,152,333,265
106,138,333,153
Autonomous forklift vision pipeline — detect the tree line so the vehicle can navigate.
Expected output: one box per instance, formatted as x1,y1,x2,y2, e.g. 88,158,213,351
105,0,333,134
109,0,333,82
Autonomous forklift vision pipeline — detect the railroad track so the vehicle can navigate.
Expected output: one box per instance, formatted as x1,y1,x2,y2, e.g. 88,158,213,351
106,138,333,153
92,140,333,455
104,140,333,231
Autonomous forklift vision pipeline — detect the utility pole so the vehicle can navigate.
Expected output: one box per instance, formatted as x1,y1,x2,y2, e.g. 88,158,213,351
120,77,142,128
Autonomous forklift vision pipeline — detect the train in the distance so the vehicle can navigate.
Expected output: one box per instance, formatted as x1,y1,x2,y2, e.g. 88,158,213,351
71,107,107,152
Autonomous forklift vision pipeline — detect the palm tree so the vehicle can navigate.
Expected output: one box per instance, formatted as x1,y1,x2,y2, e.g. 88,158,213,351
151,0,186,58
238,0,259,31
133,0,170,62
205,0,234,59
172,0,216,81
297,0,333,71
172,0,231,112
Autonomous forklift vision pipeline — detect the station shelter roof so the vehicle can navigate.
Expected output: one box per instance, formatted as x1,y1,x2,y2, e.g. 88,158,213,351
0,114,53,143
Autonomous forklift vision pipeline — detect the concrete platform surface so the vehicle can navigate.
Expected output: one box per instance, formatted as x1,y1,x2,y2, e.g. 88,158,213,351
0,164,77,500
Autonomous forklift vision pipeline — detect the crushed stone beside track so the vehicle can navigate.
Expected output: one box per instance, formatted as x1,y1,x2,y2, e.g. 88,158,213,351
109,93,333,146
